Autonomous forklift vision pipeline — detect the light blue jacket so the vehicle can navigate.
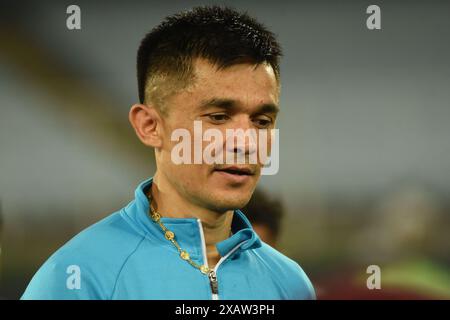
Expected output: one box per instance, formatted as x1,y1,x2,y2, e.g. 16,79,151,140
22,178,315,300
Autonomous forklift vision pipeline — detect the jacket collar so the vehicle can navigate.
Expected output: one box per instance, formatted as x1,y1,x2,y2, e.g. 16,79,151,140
123,177,261,261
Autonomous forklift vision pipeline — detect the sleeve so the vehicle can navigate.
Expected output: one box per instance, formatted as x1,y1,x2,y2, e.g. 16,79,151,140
21,257,105,300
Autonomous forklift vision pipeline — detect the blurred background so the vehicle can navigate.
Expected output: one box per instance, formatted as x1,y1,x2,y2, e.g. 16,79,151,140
1,0,449,299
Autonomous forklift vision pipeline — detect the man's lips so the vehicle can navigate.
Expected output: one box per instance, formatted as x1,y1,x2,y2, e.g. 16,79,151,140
213,166,255,176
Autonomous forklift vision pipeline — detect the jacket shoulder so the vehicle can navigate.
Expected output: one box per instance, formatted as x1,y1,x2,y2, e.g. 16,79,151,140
21,210,146,300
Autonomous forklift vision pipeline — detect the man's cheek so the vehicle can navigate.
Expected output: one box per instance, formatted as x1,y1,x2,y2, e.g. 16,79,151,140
257,139,271,166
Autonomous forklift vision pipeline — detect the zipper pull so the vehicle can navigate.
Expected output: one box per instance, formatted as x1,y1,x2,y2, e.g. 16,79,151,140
208,270,219,295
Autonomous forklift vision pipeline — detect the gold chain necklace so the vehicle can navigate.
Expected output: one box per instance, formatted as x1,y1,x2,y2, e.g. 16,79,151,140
146,189,212,275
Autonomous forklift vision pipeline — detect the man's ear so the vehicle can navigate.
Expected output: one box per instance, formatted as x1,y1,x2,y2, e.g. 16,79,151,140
129,103,164,148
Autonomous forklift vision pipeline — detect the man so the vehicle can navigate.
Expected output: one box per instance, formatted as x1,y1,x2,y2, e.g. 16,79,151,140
22,6,315,300
242,189,284,248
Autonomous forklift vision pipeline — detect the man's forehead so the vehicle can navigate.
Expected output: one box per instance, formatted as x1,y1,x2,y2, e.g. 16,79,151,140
192,57,277,82
189,58,280,104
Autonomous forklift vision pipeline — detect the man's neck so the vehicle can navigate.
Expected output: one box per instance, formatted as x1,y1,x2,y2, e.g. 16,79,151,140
150,172,234,268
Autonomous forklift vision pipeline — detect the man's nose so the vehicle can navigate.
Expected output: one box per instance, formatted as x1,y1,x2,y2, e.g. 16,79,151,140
225,117,258,156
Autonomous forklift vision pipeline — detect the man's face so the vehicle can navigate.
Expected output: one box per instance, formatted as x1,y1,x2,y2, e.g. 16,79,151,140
157,58,279,212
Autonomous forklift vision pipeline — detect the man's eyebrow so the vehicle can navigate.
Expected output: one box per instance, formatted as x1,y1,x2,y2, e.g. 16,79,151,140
199,98,237,110
257,103,279,115
199,98,279,114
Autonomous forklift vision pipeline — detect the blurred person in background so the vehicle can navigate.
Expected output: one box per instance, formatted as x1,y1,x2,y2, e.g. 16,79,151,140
242,188,284,248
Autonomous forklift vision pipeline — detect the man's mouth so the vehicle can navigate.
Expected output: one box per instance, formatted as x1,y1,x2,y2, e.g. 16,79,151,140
213,166,255,176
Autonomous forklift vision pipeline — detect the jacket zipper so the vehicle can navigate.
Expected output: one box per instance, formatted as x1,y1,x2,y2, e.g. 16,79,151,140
197,219,245,300
208,270,219,296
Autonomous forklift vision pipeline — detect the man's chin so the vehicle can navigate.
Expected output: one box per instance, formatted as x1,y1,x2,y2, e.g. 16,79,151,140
207,192,252,212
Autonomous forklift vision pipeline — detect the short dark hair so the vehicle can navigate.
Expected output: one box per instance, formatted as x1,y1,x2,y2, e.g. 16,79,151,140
137,6,282,107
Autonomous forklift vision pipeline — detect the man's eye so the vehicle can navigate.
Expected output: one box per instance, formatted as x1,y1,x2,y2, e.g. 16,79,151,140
208,114,229,123
253,117,273,128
